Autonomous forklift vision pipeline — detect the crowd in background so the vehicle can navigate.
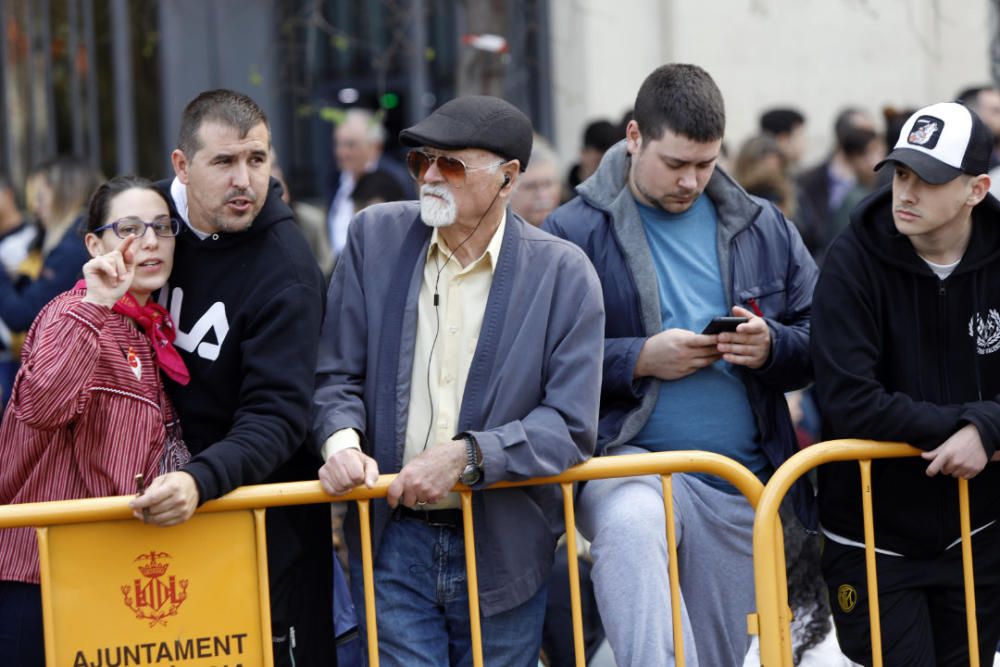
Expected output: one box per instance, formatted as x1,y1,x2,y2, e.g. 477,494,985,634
2,80,1000,667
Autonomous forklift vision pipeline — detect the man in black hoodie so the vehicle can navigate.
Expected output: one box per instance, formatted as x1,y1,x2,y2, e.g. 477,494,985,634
129,90,334,666
813,101,1000,666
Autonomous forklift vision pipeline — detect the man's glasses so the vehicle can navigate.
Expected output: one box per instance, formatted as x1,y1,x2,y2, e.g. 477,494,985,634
94,215,181,239
406,150,505,188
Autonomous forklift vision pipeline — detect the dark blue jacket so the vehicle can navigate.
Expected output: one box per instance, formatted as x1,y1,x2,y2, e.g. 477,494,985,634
544,141,818,527
0,218,88,332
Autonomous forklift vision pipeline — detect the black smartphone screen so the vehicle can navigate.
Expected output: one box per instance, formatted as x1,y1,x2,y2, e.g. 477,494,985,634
701,316,748,335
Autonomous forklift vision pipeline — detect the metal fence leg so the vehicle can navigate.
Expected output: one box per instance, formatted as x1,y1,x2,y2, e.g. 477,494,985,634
661,475,685,667
357,499,379,667
560,482,587,667
461,491,484,667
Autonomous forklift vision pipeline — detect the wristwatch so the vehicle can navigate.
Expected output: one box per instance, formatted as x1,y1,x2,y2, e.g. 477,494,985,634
458,434,483,485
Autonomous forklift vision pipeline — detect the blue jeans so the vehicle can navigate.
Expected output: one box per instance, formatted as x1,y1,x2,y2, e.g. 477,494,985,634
0,581,44,667
349,514,547,667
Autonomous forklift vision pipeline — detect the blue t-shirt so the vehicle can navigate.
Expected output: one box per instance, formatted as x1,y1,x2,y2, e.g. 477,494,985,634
630,195,769,489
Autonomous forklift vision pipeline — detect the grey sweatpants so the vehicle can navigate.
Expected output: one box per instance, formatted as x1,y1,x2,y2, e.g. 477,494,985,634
577,452,757,667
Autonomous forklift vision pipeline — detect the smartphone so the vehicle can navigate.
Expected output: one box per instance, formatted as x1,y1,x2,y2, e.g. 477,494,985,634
701,316,748,335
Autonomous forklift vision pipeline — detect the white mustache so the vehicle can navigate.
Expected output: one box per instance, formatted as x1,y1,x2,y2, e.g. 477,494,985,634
420,184,454,204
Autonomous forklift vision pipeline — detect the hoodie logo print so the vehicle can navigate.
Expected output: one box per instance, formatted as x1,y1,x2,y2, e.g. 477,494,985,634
158,285,230,362
968,309,1000,355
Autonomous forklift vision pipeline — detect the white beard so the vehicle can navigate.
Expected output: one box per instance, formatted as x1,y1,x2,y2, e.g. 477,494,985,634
420,184,457,228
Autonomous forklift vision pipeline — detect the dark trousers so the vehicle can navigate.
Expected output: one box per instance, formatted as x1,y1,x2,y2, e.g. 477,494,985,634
541,543,605,666
267,503,337,667
822,524,1000,667
0,581,44,667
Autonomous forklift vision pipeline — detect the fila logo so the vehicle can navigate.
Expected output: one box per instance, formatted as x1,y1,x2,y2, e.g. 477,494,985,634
160,285,229,361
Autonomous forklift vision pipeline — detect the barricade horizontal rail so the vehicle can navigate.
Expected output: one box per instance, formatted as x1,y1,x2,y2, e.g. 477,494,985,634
752,439,979,667
0,450,764,528
0,450,764,667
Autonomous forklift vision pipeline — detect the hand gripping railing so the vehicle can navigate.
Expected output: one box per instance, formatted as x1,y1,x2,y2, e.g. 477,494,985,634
751,440,981,667
0,450,763,667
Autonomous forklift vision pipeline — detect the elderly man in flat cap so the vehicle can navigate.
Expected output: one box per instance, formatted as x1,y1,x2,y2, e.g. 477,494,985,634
313,95,604,665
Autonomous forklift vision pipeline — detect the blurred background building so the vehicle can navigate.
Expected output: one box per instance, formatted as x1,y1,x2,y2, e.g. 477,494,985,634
0,0,997,205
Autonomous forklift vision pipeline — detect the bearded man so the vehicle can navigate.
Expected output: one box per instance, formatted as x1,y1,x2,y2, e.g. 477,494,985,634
312,95,604,666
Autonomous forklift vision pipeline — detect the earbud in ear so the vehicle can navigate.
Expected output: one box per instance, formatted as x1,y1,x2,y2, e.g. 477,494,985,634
503,174,511,186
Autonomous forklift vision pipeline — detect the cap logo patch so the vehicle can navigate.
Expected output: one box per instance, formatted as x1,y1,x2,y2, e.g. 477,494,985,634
908,116,943,148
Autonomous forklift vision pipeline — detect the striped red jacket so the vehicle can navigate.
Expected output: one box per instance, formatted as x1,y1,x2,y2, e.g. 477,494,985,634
0,288,173,584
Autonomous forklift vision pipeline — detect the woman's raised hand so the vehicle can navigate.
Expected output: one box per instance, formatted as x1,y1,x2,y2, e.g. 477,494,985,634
82,234,136,308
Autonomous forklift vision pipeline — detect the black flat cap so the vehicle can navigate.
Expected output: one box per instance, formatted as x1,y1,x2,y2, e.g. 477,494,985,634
399,95,533,171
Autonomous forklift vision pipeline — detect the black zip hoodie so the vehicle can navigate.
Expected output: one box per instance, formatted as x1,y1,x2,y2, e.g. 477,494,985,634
813,184,1000,558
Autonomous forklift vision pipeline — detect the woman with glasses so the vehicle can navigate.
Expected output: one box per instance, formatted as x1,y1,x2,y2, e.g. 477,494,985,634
0,176,190,666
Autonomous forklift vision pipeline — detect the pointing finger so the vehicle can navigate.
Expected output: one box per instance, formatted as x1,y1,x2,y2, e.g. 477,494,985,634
113,252,127,286
114,233,136,260
119,234,137,267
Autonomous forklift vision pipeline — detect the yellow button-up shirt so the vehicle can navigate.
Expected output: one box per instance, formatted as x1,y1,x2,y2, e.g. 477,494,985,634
323,214,506,508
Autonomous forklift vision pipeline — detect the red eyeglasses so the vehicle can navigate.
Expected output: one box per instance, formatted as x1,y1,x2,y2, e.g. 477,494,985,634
406,150,506,188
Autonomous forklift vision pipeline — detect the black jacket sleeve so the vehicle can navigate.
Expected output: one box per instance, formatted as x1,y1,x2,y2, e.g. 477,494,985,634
183,281,325,501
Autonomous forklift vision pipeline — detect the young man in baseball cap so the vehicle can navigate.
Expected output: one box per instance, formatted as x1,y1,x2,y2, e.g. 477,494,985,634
812,101,1000,665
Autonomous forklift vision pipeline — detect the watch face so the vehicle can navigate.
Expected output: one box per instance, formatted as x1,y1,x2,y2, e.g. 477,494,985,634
460,465,482,486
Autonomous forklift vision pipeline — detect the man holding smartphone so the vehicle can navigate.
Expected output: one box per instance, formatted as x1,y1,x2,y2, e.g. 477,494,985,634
812,102,1000,665
544,63,817,666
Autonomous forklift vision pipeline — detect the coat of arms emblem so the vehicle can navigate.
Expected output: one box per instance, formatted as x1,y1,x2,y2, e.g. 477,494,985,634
969,308,1000,355
121,550,188,626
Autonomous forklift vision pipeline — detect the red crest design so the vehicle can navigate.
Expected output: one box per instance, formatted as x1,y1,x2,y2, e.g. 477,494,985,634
121,550,188,626
126,346,142,380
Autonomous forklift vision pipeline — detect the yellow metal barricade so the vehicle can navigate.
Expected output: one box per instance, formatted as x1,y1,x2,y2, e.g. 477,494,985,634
752,439,981,667
0,451,764,667
346,451,765,667
451,451,765,667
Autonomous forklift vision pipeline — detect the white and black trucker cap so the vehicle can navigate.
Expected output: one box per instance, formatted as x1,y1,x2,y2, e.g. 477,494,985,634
875,102,993,184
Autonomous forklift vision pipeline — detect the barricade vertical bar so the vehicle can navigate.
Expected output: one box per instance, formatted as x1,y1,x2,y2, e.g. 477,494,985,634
661,474,685,667
560,482,586,667
461,491,484,667
859,460,883,667
754,512,783,666
772,517,794,664
958,479,980,667
254,510,275,667
357,499,379,667
36,527,55,667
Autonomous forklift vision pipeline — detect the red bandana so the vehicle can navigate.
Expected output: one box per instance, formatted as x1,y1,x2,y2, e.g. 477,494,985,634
75,281,191,385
